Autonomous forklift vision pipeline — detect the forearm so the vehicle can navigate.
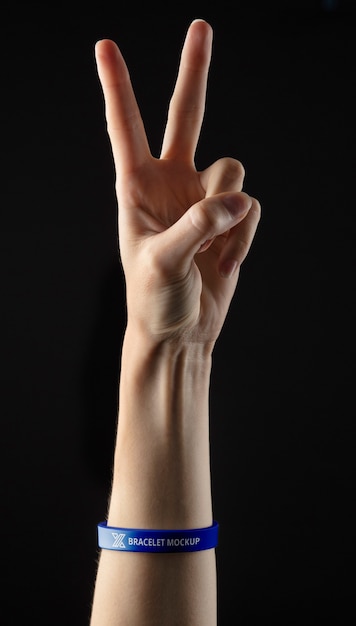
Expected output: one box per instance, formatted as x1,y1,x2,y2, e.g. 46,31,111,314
90,326,217,625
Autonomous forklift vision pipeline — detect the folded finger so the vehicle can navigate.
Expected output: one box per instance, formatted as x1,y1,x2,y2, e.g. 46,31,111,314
200,157,245,195
148,192,252,276
218,198,261,277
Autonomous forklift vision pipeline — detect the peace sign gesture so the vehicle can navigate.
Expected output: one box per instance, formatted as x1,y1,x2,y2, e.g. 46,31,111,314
95,19,260,345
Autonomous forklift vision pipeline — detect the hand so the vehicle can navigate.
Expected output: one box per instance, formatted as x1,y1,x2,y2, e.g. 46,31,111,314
95,19,261,344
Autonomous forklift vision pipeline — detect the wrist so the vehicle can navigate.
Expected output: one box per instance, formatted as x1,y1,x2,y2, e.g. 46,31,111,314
107,324,214,529
118,324,213,434
121,321,214,380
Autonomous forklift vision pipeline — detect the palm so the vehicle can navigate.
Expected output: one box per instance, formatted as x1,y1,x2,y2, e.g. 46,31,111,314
118,156,239,340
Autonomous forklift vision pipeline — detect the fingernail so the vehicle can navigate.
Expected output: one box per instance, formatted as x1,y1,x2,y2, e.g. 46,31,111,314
219,259,238,279
223,194,251,218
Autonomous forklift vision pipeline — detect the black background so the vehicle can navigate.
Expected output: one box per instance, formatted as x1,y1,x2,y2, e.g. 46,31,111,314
1,1,355,624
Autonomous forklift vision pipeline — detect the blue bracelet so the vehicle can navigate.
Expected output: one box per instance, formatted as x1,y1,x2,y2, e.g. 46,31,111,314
97,520,219,553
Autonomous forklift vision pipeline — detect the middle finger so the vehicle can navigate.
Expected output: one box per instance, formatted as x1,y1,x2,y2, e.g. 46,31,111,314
160,20,213,164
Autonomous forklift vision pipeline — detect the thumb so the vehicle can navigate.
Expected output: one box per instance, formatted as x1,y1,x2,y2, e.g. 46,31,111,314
157,192,252,271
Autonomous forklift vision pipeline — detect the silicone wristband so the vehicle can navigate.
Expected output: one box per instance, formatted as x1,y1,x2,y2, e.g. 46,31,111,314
97,520,219,553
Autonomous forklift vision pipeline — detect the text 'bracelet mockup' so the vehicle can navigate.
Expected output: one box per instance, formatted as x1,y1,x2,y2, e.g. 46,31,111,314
97,520,219,553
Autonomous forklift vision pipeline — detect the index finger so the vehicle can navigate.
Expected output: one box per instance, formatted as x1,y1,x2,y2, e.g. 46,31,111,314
95,39,151,174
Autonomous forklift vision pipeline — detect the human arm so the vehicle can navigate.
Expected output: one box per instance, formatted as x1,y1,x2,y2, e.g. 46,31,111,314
90,19,261,626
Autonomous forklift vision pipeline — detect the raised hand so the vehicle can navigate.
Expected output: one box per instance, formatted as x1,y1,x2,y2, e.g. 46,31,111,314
95,19,261,344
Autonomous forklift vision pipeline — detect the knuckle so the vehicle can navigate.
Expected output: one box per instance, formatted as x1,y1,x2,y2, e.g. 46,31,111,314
189,200,218,235
218,157,245,183
141,240,177,282
237,237,251,261
250,198,262,222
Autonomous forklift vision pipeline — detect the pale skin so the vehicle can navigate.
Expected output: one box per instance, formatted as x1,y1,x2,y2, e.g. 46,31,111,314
90,18,261,626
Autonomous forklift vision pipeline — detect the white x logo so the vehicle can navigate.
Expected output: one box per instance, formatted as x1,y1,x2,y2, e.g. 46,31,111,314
112,532,126,548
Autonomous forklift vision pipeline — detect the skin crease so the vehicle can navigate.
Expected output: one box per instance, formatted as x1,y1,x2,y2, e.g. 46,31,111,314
90,19,261,626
